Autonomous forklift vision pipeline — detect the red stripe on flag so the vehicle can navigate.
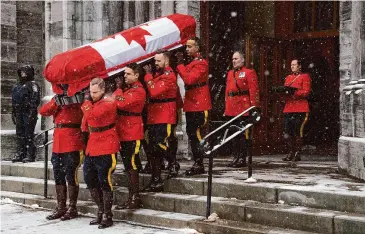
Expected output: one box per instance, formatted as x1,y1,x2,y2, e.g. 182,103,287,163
44,46,106,84
166,14,196,44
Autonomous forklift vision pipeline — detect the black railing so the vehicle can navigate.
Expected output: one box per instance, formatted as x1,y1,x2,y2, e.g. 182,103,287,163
35,127,54,198
200,106,261,219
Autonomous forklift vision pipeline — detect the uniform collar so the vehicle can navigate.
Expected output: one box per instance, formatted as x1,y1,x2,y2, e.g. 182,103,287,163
234,65,245,71
193,53,202,60
124,81,141,90
92,94,105,104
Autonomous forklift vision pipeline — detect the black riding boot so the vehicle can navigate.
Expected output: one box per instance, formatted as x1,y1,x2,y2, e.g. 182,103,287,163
123,170,141,209
89,188,103,225
61,185,79,220
46,185,67,220
98,191,113,229
143,156,164,192
185,158,205,176
114,171,131,210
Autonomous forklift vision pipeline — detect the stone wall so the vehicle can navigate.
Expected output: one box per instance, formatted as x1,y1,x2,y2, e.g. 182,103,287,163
338,1,365,180
1,1,45,160
1,1,45,130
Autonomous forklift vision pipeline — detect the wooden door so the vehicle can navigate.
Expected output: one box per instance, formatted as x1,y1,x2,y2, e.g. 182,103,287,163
245,36,291,154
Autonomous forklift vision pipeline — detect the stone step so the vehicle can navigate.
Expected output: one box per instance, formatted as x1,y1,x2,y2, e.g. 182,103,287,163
1,191,317,234
2,162,364,215
1,176,364,234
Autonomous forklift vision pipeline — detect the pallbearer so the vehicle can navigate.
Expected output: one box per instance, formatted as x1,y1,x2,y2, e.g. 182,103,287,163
81,78,119,229
113,63,146,209
143,50,178,192
175,37,212,176
39,85,85,221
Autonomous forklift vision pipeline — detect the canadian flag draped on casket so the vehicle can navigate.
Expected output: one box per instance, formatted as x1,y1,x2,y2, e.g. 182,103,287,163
44,13,196,96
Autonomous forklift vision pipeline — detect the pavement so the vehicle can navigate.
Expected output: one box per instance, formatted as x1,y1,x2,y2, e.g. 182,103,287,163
0,201,200,234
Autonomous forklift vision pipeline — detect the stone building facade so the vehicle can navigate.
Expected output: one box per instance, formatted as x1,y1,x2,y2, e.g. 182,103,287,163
1,1,364,180
338,2,365,180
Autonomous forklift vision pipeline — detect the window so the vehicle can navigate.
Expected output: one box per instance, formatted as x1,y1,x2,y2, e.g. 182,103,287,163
315,1,335,31
293,1,338,33
294,2,312,33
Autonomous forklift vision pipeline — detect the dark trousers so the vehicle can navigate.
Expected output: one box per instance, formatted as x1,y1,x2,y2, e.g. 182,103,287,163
186,111,209,162
167,124,178,163
83,154,117,192
284,113,309,138
147,124,171,154
227,116,253,157
147,124,171,179
51,151,84,186
14,109,37,157
120,140,142,171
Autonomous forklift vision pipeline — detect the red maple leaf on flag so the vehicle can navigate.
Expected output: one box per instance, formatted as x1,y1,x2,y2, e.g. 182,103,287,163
119,26,152,50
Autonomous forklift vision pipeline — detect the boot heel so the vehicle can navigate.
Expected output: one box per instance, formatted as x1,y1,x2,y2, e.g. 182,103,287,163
98,214,113,229
90,213,103,225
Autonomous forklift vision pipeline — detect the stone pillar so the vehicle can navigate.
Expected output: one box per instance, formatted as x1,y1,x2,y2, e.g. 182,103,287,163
135,1,145,25
1,1,17,130
350,2,362,81
338,1,365,181
161,1,174,16
176,1,201,36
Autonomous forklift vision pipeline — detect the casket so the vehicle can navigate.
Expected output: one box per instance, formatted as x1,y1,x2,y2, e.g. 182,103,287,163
44,13,196,96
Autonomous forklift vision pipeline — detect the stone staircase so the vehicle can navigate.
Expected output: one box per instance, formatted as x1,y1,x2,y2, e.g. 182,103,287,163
1,158,365,234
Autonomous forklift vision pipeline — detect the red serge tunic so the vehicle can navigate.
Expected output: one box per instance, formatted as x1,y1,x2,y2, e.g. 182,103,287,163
224,67,260,116
176,56,212,112
283,73,312,113
144,66,177,124
39,98,85,153
113,82,146,142
81,96,120,156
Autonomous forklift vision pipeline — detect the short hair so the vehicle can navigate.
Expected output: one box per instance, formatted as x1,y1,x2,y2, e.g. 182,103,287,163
90,77,105,90
125,62,142,76
155,49,171,61
188,36,203,52
292,58,302,66
233,51,245,60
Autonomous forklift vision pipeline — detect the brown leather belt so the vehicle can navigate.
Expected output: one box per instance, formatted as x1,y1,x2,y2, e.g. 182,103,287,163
185,82,207,90
88,123,115,133
117,110,142,116
55,123,81,128
228,90,249,97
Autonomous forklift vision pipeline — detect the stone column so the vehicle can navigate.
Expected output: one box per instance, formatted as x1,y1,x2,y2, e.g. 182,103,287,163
1,1,17,130
338,1,365,180
135,1,145,25
161,1,174,16
350,1,362,81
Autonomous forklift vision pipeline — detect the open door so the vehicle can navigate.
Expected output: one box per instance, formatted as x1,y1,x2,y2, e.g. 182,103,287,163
245,36,291,154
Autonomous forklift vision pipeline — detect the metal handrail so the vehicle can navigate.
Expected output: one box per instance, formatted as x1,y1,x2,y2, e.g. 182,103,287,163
200,106,261,219
35,127,54,198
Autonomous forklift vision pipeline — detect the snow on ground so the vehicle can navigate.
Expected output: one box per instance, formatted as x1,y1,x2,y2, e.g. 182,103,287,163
0,200,199,234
